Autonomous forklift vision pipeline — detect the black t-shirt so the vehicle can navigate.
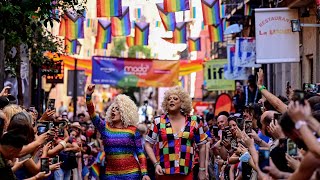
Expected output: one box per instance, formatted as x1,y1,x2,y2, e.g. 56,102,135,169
270,139,293,173
0,153,17,180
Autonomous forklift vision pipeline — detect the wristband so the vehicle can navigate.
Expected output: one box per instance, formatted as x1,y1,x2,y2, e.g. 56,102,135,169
295,120,307,130
199,167,206,171
259,85,267,92
153,162,160,168
59,141,67,149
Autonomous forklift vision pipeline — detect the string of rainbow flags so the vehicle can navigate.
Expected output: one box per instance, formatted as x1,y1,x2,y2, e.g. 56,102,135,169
59,0,253,55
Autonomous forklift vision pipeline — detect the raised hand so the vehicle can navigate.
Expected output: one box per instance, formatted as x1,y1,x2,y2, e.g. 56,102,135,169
257,68,264,86
86,85,95,96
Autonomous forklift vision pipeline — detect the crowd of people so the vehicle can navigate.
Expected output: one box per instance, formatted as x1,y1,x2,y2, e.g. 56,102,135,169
0,68,319,180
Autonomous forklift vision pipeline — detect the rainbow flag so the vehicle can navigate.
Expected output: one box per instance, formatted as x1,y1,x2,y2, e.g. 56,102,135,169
97,0,122,17
90,163,100,177
173,22,187,44
222,19,230,31
190,6,196,19
188,37,201,52
126,36,134,47
220,2,226,18
97,151,106,164
135,8,142,19
111,6,131,36
156,3,176,31
94,42,108,49
65,39,81,54
155,21,161,27
164,0,190,12
134,22,149,45
201,0,220,25
244,3,252,16
64,12,85,39
209,24,223,42
96,19,112,43
59,17,66,36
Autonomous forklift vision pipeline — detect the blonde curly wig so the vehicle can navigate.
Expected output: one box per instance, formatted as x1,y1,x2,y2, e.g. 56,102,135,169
2,104,23,131
106,94,139,127
161,86,192,115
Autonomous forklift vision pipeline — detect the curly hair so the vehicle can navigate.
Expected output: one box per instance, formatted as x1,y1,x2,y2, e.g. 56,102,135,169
161,86,192,115
2,104,23,131
106,94,139,127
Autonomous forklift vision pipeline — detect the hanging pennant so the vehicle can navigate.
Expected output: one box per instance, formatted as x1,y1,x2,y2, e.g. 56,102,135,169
126,36,134,47
173,22,187,44
201,0,220,25
188,37,201,52
96,19,112,43
97,0,122,17
209,23,223,42
65,39,81,54
94,42,109,49
156,3,176,31
134,22,150,45
64,12,85,39
111,6,131,36
164,0,190,12
59,17,66,36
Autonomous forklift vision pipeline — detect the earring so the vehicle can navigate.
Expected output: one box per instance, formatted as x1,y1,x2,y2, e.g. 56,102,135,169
180,108,185,115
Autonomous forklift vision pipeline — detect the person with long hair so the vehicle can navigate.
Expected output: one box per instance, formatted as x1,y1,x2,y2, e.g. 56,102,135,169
86,85,150,180
144,86,208,180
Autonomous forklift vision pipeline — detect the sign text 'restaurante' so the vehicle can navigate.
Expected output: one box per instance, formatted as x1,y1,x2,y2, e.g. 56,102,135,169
259,16,290,27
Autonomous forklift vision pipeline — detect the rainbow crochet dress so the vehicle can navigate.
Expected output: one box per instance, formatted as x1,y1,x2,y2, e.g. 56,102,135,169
86,95,148,180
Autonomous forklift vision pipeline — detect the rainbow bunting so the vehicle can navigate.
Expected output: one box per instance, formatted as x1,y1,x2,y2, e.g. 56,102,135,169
64,12,85,39
134,22,149,45
164,0,190,12
126,36,135,47
201,0,220,25
209,24,223,42
244,3,252,16
65,39,81,54
111,6,131,36
59,17,66,36
156,3,176,31
135,8,142,19
188,37,201,52
173,22,187,44
190,6,196,19
96,19,112,43
97,0,122,17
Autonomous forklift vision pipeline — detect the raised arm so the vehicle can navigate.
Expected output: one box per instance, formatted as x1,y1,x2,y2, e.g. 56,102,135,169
86,85,106,134
257,69,287,113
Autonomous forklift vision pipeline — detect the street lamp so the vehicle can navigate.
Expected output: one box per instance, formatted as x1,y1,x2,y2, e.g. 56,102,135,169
291,19,320,32
72,40,81,122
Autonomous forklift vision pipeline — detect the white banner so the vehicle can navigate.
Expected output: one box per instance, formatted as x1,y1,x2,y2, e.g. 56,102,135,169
255,8,299,63
235,37,261,67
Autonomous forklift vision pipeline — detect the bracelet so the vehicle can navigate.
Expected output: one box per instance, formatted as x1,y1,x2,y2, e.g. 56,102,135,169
259,85,267,92
199,167,206,171
153,162,160,168
59,141,67,149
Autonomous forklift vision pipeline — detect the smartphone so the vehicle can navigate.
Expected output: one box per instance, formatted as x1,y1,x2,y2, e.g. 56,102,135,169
292,90,305,105
287,138,298,156
40,158,50,173
51,155,59,164
5,87,11,95
303,83,318,93
236,118,243,127
244,121,252,134
222,126,231,141
47,99,56,111
258,147,270,173
58,123,64,137
19,154,32,162
273,113,282,123
37,125,48,135
231,138,238,149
